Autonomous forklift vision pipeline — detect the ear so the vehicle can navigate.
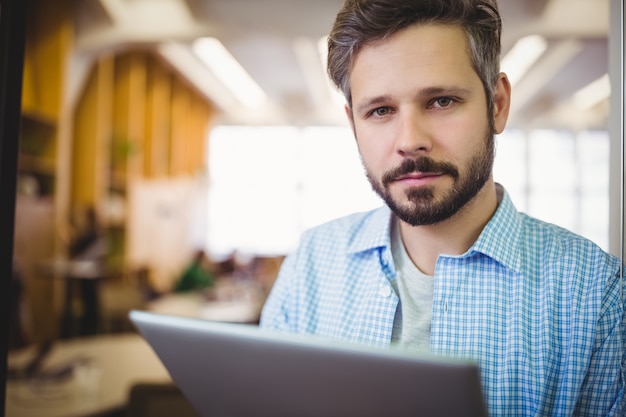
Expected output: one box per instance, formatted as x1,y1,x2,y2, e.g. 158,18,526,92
492,73,511,134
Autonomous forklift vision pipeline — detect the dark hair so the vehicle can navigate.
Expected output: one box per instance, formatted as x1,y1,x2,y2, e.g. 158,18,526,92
327,0,502,117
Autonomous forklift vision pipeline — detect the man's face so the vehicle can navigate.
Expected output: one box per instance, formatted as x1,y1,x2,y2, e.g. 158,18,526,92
347,24,505,226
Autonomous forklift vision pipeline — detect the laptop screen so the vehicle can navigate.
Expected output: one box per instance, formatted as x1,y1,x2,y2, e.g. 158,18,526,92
130,310,488,417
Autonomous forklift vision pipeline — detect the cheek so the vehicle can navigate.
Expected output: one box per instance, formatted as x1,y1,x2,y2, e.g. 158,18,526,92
354,127,393,167
438,113,489,151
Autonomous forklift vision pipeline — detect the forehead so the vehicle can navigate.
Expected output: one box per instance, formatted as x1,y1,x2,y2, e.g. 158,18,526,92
349,24,480,101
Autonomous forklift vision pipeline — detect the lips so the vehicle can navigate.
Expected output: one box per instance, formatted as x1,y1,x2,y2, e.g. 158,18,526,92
382,157,457,187
392,171,444,187
395,172,442,181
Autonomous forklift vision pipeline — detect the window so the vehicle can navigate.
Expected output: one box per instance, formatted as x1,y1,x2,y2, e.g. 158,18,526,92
207,126,610,257
494,128,609,251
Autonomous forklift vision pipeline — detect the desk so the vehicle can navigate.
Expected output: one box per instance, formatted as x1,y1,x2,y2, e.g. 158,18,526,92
5,334,171,417
146,293,263,324
146,279,265,324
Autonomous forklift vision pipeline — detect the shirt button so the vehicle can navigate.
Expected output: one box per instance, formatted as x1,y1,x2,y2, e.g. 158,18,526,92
378,284,392,298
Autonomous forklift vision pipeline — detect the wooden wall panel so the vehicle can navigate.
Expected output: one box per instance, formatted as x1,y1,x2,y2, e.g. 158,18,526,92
71,56,114,211
113,53,147,186
169,79,191,176
190,97,212,174
20,42,37,115
21,0,72,121
71,49,214,212
144,56,172,178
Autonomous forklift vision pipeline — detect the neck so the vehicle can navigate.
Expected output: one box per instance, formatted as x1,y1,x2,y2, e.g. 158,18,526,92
398,180,499,275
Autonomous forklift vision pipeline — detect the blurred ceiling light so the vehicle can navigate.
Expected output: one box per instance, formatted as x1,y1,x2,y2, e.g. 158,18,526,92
500,35,548,86
293,37,329,108
573,73,610,110
193,37,267,109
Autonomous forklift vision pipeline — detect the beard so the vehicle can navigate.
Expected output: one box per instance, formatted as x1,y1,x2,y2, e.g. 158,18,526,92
365,132,495,226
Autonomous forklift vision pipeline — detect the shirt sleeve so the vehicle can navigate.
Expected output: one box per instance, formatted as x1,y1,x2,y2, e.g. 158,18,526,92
574,269,625,417
259,249,299,332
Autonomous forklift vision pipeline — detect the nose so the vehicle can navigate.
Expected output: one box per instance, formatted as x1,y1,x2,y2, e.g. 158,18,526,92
395,109,432,157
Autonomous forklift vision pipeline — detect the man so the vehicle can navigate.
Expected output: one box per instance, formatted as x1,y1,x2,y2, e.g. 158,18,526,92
260,0,625,415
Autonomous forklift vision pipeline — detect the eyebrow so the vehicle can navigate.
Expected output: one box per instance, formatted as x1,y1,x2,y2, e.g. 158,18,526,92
419,86,472,97
354,86,473,116
354,95,392,116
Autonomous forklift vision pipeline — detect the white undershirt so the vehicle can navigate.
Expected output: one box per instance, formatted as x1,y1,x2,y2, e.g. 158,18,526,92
389,218,434,351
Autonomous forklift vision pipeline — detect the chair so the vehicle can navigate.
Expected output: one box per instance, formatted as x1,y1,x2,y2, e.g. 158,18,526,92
126,382,198,417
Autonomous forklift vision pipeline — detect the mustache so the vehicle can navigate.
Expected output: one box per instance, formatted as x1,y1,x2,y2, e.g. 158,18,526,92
381,157,459,186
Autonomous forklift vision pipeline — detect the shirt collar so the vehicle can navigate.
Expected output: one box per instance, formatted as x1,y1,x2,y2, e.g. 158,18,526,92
347,205,393,254
469,184,523,273
346,184,523,273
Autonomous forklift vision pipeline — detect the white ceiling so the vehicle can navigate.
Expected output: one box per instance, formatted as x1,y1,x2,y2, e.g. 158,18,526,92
74,0,611,130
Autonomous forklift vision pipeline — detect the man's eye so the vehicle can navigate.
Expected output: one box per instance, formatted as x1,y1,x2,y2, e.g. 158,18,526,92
372,107,390,117
433,97,454,108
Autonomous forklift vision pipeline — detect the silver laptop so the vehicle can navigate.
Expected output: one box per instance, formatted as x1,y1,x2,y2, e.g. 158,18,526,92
129,310,488,417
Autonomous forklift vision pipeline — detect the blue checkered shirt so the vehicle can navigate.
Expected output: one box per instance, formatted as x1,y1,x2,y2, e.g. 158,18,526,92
260,188,625,416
